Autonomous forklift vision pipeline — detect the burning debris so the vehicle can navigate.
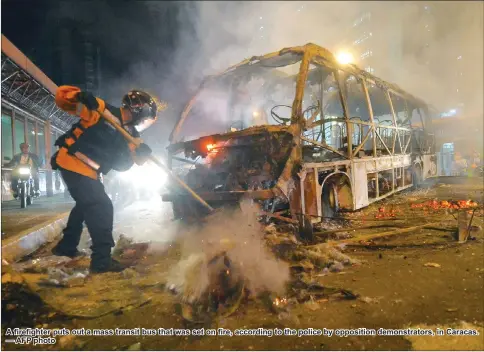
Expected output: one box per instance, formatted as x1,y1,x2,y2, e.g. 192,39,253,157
411,199,479,210
164,197,363,322
166,203,290,322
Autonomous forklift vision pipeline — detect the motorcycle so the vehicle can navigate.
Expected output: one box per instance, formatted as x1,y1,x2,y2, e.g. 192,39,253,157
13,165,36,208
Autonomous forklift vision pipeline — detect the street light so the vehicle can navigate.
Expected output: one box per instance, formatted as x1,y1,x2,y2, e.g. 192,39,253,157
336,51,354,65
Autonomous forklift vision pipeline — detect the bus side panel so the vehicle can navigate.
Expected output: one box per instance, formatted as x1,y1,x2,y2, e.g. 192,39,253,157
351,162,369,210
303,169,319,217
422,154,438,179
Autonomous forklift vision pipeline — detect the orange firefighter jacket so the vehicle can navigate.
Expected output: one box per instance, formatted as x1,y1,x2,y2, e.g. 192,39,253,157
54,86,138,180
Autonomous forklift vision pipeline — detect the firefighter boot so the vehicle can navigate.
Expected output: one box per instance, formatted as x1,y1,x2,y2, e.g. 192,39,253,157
90,246,126,273
90,258,126,273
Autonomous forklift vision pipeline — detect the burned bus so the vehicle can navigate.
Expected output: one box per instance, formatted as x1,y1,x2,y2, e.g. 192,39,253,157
162,43,437,227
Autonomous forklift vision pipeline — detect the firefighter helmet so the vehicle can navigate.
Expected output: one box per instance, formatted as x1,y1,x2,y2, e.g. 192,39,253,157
122,90,158,132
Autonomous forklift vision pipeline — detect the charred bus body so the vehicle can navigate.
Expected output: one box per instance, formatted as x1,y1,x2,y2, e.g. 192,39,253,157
163,43,437,227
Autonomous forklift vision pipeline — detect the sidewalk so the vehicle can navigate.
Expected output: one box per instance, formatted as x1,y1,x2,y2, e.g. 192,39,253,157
1,194,74,263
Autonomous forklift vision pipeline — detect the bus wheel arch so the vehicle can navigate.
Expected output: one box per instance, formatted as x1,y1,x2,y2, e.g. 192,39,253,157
320,171,353,219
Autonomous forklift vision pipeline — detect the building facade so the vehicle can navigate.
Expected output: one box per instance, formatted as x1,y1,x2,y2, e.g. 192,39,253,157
346,1,483,118
1,35,76,200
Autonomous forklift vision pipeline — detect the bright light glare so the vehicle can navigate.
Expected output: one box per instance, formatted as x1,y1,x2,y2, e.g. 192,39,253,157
119,162,167,190
336,51,354,65
18,167,30,175
252,110,260,118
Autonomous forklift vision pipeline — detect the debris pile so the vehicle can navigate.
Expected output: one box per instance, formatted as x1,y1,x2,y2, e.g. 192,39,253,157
263,223,361,305
12,256,73,274
166,204,290,322
113,234,150,264
44,268,88,287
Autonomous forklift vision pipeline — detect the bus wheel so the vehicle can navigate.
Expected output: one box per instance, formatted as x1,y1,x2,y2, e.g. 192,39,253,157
322,181,339,219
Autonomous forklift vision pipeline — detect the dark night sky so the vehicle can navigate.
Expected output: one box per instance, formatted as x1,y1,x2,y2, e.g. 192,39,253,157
1,0,179,89
2,0,49,67
2,0,189,148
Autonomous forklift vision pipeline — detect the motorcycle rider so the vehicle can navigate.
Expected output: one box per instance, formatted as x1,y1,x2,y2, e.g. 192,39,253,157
50,86,159,273
5,142,41,198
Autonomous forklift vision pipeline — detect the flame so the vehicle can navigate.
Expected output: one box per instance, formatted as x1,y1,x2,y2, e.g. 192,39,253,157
375,206,398,219
273,297,288,306
373,199,479,218
410,199,479,210
206,143,215,151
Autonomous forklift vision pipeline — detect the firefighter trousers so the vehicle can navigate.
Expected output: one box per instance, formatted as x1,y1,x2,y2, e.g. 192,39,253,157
56,168,115,269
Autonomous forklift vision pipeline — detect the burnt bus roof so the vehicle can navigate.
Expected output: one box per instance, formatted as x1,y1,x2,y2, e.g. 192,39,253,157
203,43,429,108
170,43,431,144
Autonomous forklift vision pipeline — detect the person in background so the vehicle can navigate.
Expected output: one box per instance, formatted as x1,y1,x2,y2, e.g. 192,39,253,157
4,142,41,198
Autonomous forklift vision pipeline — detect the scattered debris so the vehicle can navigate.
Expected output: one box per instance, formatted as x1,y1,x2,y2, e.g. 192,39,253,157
42,268,89,287
57,335,78,349
359,296,381,304
331,221,444,244
13,255,72,274
424,262,441,268
304,301,320,311
112,235,150,265
404,322,483,351
329,262,345,273
264,223,278,235
113,234,134,256
127,342,142,351
1,272,24,284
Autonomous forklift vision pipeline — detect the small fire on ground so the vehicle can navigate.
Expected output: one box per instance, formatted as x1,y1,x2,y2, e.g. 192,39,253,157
273,297,288,307
374,200,479,219
411,199,479,211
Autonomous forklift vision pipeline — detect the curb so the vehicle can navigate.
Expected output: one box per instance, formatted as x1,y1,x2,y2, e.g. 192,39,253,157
1,212,70,263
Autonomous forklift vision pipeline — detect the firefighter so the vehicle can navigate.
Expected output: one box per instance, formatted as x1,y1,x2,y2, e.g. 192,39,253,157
5,142,41,198
50,86,158,273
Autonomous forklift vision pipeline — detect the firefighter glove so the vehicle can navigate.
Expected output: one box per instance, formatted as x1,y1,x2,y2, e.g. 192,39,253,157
77,91,99,111
135,143,152,158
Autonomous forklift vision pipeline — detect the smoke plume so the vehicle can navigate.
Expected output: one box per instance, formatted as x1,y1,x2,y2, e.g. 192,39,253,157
41,1,482,147
166,202,290,302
